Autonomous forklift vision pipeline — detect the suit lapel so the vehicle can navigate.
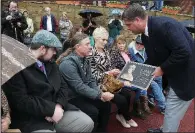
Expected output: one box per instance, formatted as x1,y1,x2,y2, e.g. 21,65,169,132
45,62,53,77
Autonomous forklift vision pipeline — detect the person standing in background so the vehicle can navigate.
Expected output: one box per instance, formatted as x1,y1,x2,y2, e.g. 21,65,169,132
107,14,123,48
23,10,34,37
40,7,58,34
59,12,73,44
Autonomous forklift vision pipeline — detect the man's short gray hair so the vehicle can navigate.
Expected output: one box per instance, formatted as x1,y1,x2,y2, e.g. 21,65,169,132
122,3,147,21
45,7,51,11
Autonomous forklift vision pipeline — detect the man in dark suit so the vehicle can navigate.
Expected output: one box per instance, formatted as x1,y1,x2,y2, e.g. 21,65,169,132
122,3,195,132
40,7,58,34
2,30,94,133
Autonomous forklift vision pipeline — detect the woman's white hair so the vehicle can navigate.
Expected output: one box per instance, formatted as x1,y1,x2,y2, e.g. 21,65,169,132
93,26,108,39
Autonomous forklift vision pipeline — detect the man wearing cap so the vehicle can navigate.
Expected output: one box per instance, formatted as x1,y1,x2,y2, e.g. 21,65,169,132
122,3,195,133
129,35,166,115
2,30,94,133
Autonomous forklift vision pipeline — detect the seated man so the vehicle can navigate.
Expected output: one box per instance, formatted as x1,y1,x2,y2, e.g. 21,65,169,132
59,33,113,132
2,30,94,133
129,35,166,114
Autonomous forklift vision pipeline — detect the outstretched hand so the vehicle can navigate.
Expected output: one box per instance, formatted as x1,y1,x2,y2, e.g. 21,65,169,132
152,67,164,78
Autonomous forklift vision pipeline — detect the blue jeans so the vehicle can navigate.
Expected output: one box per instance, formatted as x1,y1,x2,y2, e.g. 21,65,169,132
124,86,147,101
155,0,164,11
149,77,166,110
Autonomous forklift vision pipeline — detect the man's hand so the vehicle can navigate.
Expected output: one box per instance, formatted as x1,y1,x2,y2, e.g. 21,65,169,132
108,69,120,76
124,81,131,87
6,15,12,21
45,117,54,122
17,22,21,27
1,117,11,132
51,104,64,123
152,67,164,78
101,92,114,102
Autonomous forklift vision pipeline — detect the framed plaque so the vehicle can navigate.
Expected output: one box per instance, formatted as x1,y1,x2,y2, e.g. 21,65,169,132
117,61,156,90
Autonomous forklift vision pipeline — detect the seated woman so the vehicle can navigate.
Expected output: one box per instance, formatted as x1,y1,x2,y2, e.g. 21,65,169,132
88,26,138,128
110,35,151,119
1,89,11,132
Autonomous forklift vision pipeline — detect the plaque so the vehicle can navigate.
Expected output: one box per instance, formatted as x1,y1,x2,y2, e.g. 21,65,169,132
117,61,156,90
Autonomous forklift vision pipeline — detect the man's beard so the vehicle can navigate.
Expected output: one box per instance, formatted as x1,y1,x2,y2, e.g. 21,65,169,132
38,56,56,63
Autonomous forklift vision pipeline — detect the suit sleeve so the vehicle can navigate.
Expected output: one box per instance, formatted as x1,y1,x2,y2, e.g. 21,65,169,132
55,72,68,110
40,17,44,29
160,22,191,73
1,11,8,25
54,16,58,33
2,72,56,117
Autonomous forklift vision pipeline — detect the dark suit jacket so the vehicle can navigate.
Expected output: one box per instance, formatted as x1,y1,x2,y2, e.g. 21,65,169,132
141,16,195,101
40,14,58,33
2,62,77,132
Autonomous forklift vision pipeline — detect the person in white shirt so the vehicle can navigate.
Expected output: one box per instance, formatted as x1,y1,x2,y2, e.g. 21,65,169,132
40,7,58,34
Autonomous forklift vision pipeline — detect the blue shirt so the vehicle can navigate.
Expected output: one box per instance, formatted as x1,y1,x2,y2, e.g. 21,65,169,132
36,60,47,77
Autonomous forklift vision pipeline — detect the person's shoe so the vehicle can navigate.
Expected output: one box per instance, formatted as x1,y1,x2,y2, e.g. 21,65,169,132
127,119,138,127
133,100,147,120
140,96,152,114
147,128,163,133
160,108,165,115
148,98,155,108
116,114,131,128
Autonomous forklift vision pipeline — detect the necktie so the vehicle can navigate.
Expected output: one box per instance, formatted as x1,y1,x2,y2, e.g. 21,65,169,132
39,64,44,72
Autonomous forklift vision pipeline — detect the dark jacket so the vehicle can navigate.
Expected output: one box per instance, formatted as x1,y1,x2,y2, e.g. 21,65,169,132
59,52,102,100
1,10,28,43
2,62,77,133
108,19,123,40
82,19,96,36
110,48,130,70
141,16,195,101
40,14,58,33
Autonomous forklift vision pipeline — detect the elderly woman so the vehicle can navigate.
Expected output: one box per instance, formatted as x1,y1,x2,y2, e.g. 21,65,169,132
110,35,151,119
88,26,138,128
59,12,73,44
1,89,11,132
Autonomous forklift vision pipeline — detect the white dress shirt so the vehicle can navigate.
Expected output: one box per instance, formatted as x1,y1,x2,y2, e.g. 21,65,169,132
47,15,52,32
